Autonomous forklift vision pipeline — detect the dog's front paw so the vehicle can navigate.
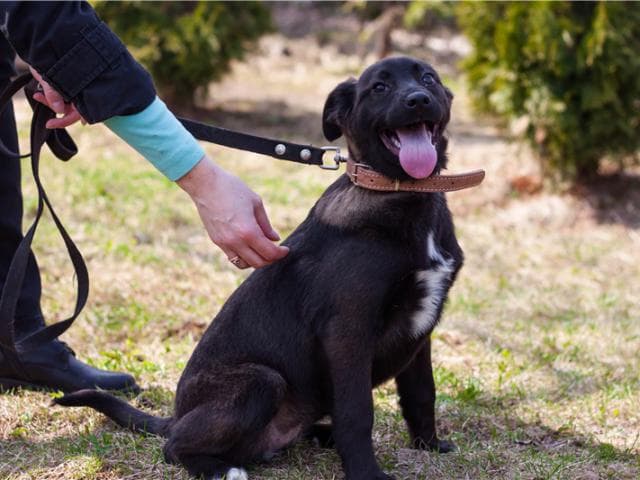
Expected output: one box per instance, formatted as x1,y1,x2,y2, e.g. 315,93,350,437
412,436,457,453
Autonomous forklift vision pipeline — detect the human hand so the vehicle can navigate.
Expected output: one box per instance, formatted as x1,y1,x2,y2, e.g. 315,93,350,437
28,66,86,129
177,156,289,269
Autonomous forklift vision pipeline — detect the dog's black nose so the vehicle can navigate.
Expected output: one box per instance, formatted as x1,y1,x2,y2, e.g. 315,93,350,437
405,91,430,109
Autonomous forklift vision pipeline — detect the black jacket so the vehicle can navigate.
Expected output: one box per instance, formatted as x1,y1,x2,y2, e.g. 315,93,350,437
0,1,155,123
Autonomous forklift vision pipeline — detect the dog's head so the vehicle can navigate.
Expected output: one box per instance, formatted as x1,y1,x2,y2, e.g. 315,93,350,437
323,56,453,180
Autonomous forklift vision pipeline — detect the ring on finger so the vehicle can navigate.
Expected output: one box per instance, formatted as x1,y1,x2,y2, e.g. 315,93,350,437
229,255,248,269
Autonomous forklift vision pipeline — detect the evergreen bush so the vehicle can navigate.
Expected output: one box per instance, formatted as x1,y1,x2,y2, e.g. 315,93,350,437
458,1,640,180
95,1,271,110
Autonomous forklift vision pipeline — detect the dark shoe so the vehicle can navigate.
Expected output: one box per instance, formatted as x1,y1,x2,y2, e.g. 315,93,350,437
0,340,140,394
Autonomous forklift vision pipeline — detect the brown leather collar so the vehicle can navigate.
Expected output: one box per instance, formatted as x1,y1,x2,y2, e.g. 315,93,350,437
346,160,485,193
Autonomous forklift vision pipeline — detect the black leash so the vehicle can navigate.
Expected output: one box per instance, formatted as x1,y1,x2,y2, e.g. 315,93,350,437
0,73,344,376
0,73,86,378
179,118,345,170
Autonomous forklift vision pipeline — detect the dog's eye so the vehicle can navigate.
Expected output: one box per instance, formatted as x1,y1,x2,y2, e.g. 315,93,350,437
372,82,388,93
421,73,436,86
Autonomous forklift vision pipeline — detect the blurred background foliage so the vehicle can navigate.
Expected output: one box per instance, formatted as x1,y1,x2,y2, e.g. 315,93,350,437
403,0,456,31
93,1,271,111
92,0,639,184
457,1,640,181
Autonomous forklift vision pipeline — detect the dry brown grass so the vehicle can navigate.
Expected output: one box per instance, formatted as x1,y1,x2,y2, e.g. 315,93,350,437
1,31,638,480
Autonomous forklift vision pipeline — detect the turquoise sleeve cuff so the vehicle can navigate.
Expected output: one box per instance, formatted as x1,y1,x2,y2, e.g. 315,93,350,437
104,97,205,181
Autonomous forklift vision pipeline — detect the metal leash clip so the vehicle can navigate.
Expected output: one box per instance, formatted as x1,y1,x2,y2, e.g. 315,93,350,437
319,146,348,170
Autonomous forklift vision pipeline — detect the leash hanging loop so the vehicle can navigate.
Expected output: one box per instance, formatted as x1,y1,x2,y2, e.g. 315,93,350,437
0,75,87,377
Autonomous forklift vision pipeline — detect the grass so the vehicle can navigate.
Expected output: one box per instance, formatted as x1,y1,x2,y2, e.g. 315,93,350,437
1,33,639,480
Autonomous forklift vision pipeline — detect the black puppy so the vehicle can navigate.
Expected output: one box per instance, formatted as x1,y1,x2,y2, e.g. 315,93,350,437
57,56,463,480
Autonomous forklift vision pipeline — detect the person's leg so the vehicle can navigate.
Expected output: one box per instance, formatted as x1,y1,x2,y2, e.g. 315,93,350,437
0,40,138,393
0,80,47,338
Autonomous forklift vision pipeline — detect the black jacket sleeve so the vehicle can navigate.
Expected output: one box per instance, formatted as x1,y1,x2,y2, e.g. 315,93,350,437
0,1,156,123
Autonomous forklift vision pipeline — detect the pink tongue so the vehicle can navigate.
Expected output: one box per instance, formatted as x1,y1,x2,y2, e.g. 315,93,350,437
397,125,437,179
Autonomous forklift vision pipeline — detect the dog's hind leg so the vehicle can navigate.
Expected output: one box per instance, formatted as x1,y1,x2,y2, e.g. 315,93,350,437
164,364,288,478
306,423,335,448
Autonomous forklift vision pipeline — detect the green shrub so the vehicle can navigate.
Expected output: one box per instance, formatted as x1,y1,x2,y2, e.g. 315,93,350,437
404,1,457,31
94,1,271,110
458,1,640,180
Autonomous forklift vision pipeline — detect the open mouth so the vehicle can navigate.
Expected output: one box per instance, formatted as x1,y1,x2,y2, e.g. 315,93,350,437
380,122,439,179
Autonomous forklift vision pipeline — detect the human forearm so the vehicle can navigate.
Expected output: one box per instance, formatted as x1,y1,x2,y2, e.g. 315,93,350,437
104,97,204,181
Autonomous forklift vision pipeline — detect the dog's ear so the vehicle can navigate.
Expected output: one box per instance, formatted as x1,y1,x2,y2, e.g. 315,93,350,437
444,86,454,104
441,86,454,128
322,78,356,141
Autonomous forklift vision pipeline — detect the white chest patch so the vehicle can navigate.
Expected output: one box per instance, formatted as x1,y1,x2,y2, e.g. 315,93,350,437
410,233,455,337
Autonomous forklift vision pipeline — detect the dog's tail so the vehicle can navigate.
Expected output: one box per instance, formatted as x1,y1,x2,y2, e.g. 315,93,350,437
54,389,172,437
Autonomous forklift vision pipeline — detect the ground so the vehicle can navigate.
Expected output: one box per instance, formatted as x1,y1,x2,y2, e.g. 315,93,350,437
1,27,639,480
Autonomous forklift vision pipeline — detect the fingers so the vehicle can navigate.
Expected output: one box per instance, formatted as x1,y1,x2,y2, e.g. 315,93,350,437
30,68,85,129
222,221,289,269
30,69,65,114
217,229,286,270
46,109,83,129
234,245,269,270
32,91,48,106
254,200,281,241
216,209,289,269
226,254,249,270
247,231,289,266
247,199,289,265
217,244,248,270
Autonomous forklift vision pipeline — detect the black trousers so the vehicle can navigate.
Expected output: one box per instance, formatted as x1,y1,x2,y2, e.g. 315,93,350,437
1,38,44,339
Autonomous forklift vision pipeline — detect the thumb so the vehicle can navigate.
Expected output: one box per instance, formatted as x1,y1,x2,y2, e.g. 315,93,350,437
41,82,66,114
29,66,65,114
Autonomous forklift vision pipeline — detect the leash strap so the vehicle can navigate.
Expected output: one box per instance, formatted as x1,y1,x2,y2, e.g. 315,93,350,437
0,74,77,162
0,74,86,377
178,117,344,169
